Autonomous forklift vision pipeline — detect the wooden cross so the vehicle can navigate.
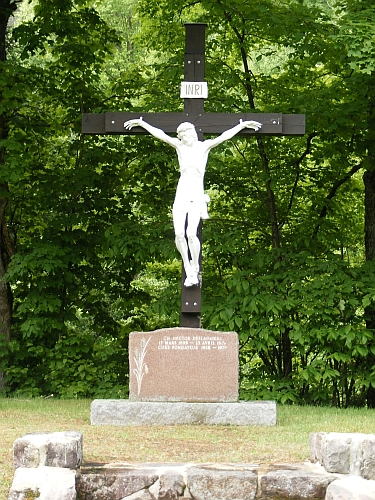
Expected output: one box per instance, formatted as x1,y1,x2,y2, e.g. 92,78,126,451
82,23,305,329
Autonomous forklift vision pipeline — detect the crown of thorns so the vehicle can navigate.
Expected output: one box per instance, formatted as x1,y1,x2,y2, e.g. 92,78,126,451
176,122,196,134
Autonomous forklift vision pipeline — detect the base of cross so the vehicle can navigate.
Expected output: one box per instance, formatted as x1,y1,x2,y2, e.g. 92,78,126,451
180,272,202,327
180,220,202,327
181,289,201,328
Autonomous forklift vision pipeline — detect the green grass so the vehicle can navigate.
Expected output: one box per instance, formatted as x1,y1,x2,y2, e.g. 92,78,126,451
1,399,375,499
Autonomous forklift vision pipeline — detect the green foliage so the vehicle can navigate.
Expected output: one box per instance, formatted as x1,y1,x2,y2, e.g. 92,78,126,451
334,0,375,74
2,0,375,405
3,329,129,398
221,251,375,406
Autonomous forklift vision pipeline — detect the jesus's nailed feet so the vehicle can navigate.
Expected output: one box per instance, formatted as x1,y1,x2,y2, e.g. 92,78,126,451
184,271,199,287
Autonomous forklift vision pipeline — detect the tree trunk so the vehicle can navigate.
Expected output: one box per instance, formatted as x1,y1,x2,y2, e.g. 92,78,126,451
0,197,13,390
0,0,19,391
364,170,375,263
363,169,375,407
282,329,292,378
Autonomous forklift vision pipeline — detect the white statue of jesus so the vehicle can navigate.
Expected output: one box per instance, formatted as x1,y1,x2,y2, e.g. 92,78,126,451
124,117,262,286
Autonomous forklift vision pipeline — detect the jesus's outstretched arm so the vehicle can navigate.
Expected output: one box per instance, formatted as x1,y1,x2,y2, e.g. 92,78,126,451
204,119,262,151
124,117,179,148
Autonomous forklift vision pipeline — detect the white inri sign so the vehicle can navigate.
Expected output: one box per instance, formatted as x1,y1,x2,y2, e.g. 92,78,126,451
180,81,208,99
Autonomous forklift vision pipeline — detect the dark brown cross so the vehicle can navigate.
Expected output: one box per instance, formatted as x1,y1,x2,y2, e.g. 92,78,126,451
82,23,305,328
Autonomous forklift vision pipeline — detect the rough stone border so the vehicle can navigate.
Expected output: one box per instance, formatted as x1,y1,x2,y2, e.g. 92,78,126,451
310,432,375,479
9,431,82,500
8,431,375,499
76,462,336,500
13,431,82,470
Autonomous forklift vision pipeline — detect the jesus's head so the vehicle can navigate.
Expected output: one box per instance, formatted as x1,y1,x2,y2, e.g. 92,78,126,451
177,122,198,144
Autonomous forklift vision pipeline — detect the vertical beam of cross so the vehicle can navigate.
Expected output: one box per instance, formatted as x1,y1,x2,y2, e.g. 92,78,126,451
180,23,207,328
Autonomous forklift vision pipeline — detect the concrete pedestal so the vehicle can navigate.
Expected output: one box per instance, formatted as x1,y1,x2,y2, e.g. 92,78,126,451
90,400,276,426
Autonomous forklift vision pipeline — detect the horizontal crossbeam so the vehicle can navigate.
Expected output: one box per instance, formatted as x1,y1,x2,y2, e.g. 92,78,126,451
82,112,305,136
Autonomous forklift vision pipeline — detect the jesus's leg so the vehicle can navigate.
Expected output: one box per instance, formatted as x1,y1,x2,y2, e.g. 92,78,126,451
173,209,196,285
175,233,191,277
186,210,201,283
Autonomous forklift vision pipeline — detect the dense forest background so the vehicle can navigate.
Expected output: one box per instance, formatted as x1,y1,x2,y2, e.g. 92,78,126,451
1,0,375,406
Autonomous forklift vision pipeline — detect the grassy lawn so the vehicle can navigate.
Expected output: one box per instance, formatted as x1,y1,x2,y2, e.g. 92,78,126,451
1,399,375,499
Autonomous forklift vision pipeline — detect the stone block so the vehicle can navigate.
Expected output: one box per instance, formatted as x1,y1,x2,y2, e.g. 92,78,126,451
362,437,375,480
260,469,335,499
8,466,76,500
309,432,326,463
309,432,375,478
146,471,185,499
186,466,258,500
325,477,375,500
90,400,277,426
149,479,161,499
76,467,159,500
158,472,184,499
129,328,238,402
321,433,351,474
13,431,82,470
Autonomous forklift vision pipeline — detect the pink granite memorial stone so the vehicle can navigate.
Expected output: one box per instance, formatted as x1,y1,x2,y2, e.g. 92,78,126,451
129,328,239,402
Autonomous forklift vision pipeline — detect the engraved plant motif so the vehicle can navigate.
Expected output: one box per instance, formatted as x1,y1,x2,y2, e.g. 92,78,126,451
133,336,151,395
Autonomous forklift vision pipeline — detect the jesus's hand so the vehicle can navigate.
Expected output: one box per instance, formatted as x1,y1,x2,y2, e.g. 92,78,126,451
124,117,144,129
239,119,262,131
